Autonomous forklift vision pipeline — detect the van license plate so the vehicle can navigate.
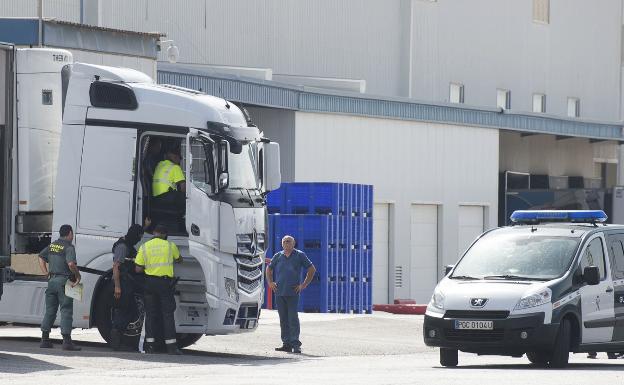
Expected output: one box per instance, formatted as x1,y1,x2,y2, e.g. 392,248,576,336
454,320,493,330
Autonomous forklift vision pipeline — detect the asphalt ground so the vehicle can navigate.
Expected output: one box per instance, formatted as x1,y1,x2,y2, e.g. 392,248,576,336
1,311,624,384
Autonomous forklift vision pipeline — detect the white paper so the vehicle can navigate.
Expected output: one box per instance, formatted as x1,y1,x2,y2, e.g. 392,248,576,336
64,281,83,301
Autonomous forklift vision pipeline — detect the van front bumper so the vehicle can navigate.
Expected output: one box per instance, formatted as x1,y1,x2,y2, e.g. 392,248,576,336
423,312,559,355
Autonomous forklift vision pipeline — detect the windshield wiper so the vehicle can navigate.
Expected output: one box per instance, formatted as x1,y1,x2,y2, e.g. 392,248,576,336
483,274,543,281
450,275,481,280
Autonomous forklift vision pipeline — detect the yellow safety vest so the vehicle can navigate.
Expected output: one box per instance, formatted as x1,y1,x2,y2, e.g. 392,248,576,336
135,238,180,277
152,160,184,197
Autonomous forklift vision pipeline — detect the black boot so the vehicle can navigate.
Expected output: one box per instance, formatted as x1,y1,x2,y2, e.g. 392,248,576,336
40,331,53,349
110,328,122,351
62,334,82,351
166,343,183,355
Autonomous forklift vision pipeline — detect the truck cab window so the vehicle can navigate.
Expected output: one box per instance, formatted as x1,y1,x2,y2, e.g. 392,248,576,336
189,139,215,194
580,237,606,279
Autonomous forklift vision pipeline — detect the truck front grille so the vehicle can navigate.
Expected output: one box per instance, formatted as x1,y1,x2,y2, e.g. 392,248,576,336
235,255,263,294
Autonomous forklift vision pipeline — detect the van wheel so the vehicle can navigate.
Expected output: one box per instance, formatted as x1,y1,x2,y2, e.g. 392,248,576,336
526,351,549,365
440,348,458,367
95,279,144,349
549,319,571,368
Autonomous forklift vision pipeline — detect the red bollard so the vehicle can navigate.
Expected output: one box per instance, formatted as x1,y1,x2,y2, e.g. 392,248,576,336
265,258,272,310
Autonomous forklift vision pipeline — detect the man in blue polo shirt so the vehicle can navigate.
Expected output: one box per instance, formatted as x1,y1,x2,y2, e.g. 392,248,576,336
266,235,316,354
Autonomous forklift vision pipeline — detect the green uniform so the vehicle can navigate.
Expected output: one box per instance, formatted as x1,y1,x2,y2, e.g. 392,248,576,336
39,239,77,335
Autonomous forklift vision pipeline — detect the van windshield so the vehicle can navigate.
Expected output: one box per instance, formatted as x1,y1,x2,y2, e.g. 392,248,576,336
451,232,580,281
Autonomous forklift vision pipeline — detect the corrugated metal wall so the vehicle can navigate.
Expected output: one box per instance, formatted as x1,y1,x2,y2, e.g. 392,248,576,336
0,0,81,22
100,0,408,98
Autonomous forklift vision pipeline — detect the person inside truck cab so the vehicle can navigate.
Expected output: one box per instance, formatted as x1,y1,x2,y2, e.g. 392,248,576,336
143,137,162,180
151,141,186,230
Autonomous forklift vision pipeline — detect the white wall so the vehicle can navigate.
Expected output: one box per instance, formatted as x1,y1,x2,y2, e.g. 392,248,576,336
9,0,623,121
499,131,619,177
69,50,157,79
411,0,623,121
246,107,296,182
293,112,499,300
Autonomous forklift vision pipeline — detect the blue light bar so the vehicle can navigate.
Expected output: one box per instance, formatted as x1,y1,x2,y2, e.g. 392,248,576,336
510,210,608,224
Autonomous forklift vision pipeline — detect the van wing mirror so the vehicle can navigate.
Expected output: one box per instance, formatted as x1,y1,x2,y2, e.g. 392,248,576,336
263,142,281,192
444,265,454,276
583,266,600,285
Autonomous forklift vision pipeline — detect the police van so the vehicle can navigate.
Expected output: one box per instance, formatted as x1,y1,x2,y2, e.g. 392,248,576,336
423,210,624,368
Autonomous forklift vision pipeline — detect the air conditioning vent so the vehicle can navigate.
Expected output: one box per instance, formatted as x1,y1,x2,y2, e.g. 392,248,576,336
89,81,138,110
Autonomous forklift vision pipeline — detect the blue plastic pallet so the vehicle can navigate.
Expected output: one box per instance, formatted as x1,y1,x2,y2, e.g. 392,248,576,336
285,183,350,216
270,214,338,312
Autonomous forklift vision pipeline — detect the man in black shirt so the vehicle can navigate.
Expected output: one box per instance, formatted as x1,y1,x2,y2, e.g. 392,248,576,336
109,223,145,350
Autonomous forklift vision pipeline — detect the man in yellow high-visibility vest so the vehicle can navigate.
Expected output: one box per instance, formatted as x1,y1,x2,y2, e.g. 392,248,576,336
135,224,183,355
151,142,186,232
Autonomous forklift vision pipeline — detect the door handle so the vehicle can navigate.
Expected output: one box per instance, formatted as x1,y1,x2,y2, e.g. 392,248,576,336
606,286,614,293
191,223,200,236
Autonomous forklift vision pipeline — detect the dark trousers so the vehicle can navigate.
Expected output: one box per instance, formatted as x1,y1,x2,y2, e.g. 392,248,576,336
276,295,301,348
112,275,134,331
41,276,74,335
144,275,177,344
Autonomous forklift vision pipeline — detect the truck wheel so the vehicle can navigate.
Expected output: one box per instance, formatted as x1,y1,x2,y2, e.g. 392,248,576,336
176,333,203,348
95,279,144,349
549,319,571,368
440,348,458,367
526,351,549,365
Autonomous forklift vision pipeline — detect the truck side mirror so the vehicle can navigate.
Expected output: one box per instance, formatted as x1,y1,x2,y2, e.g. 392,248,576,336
583,266,600,285
217,140,229,190
444,265,454,276
263,142,281,192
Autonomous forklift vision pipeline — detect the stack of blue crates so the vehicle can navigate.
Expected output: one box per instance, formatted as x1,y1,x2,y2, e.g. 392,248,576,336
264,182,373,313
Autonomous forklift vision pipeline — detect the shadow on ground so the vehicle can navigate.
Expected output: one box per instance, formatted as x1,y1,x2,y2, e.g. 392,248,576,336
0,336,296,367
0,352,70,374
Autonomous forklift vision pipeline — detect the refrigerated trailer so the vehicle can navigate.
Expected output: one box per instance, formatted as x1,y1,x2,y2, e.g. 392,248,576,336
0,45,281,348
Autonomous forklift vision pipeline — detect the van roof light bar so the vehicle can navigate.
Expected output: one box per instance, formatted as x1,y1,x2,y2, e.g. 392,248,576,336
510,210,608,224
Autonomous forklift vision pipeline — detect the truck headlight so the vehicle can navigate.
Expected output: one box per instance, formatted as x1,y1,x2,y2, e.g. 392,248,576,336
514,288,551,310
431,289,445,310
224,277,239,302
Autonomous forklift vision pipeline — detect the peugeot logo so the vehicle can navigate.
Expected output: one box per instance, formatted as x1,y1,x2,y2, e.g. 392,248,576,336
470,298,488,307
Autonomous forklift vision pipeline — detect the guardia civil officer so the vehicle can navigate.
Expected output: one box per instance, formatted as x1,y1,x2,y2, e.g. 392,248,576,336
109,223,146,351
134,224,183,355
38,224,82,351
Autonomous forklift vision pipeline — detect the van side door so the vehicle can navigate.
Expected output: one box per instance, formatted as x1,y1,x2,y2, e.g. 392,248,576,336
579,233,615,344
606,233,624,341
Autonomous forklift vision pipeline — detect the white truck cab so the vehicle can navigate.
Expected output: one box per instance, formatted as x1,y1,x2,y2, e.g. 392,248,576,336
424,210,624,368
0,51,281,348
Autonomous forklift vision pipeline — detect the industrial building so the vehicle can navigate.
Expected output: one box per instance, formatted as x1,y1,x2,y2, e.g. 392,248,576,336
2,0,624,304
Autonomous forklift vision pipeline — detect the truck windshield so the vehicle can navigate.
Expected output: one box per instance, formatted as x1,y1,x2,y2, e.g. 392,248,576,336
451,232,580,281
228,142,260,190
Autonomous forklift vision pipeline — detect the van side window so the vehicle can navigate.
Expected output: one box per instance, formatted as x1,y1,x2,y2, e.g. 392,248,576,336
580,237,606,279
610,239,624,279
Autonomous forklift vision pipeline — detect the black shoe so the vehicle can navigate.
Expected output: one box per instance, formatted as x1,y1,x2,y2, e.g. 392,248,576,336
292,347,302,354
587,352,597,359
40,339,53,349
275,345,292,352
608,352,619,359
61,334,82,351
110,329,122,351
166,344,183,355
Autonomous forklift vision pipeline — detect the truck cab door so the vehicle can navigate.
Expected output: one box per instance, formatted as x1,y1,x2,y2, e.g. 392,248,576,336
579,234,615,344
185,132,219,249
